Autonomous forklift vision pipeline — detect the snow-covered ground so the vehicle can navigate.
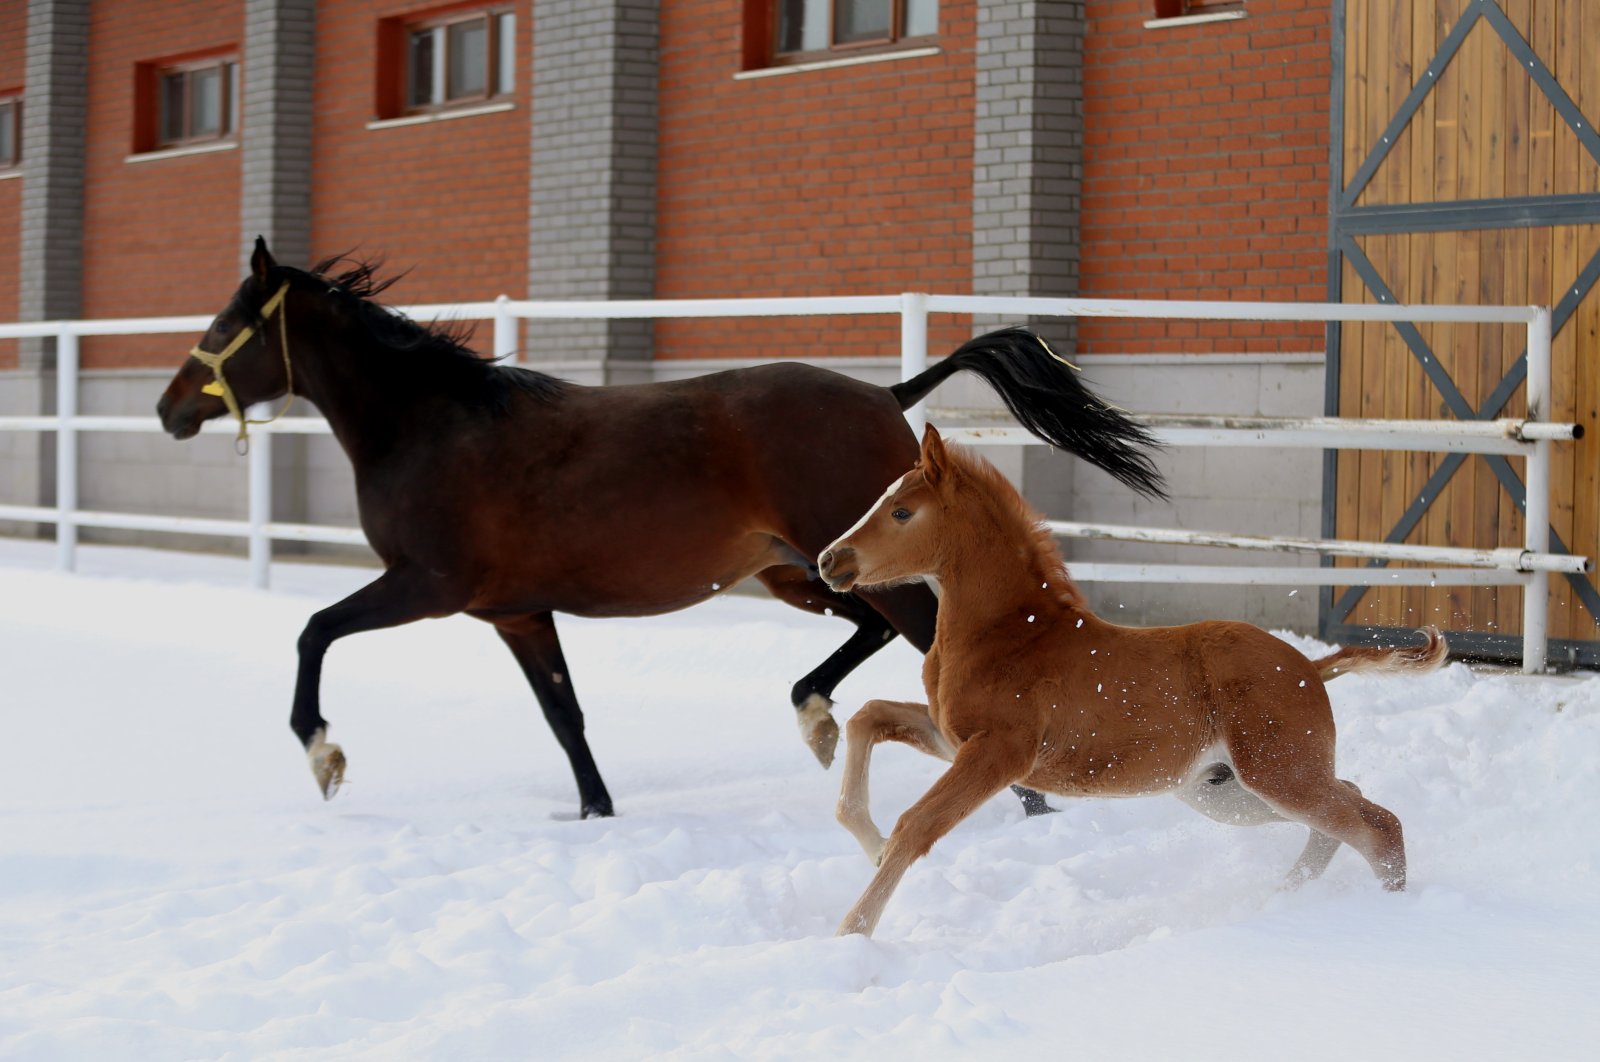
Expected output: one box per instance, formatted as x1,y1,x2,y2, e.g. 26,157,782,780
1,538,1596,1060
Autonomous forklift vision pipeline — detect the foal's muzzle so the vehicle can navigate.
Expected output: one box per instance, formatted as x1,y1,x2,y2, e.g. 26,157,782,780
818,546,858,592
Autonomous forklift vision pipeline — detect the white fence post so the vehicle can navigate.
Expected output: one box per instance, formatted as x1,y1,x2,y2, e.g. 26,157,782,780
1522,306,1554,673
493,295,516,362
55,327,78,572
900,292,929,435
248,405,273,589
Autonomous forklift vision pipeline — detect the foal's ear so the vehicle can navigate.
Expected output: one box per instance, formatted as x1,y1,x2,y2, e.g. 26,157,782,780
920,423,949,486
251,236,276,284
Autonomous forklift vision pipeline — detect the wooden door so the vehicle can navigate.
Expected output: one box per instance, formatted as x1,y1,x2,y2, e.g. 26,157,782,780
1326,0,1600,665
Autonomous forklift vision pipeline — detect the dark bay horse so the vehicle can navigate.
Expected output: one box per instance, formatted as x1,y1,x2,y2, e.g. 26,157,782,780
819,426,1446,936
157,238,1165,818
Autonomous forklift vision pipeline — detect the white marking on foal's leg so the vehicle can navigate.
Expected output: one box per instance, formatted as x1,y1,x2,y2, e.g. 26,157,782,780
306,727,347,801
836,794,888,866
797,692,840,769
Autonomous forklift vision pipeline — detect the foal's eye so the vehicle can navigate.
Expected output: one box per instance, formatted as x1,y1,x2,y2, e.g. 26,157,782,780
891,508,912,523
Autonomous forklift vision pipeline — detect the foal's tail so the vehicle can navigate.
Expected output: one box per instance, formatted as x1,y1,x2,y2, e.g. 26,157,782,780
890,327,1167,499
1312,626,1449,682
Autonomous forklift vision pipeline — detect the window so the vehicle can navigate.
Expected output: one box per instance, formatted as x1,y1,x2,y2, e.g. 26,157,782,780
1152,1,1244,18
404,8,515,112
773,0,937,59
145,57,238,149
0,95,19,170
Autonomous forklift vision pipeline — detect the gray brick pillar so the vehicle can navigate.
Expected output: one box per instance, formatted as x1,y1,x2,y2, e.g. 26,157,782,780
239,0,317,547
528,0,657,382
972,0,1084,328
240,0,315,272
12,1,89,526
972,2,1087,518
19,0,88,370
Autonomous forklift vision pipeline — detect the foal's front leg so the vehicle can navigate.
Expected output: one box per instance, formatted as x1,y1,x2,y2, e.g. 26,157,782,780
291,563,469,798
838,729,1034,937
836,699,953,863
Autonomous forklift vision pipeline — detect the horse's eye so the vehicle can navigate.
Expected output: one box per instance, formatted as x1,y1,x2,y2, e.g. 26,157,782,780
892,508,912,522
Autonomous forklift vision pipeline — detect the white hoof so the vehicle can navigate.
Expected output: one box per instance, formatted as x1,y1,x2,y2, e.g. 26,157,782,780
797,694,839,768
306,729,347,800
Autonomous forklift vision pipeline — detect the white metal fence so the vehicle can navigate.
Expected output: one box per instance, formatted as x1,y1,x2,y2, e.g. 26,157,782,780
0,293,1585,672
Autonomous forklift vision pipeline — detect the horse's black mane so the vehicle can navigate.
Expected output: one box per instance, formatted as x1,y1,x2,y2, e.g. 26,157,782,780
272,255,565,411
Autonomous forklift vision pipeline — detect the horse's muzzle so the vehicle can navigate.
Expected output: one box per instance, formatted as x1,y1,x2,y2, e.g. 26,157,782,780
157,392,203,440
818,546,857,592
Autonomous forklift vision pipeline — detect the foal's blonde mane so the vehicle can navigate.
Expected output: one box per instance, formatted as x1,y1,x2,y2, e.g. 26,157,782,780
942,442,1089,610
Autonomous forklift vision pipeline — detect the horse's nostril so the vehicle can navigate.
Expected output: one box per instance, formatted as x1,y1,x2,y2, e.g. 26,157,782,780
820,547,854,579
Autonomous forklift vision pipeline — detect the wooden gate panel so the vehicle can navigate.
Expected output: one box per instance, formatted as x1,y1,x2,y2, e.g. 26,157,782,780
1333,224,1600,642
1330,0,1600,662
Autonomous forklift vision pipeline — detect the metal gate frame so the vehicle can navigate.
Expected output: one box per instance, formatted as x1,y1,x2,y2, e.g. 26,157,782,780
1323,0,1600,666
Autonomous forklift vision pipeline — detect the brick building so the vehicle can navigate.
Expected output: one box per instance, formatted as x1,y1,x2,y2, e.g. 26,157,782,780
1,1,1336,630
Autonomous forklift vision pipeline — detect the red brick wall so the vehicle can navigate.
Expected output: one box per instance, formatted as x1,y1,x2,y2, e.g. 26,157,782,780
0,0,26,369
82,0,244,368
654,1,977,361
17,1,1336,371
310,1,531,318
1078,0,1330,354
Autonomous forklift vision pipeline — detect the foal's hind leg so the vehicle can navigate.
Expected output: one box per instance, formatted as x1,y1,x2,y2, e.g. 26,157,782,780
1287,830,1343,887
1284,782,1365,887
837,699,953,863
290,563,469,799
493,612,614,819
1231,744,1405,891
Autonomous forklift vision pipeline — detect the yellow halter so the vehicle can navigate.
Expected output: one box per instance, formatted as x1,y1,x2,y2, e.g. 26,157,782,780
188,280,296,453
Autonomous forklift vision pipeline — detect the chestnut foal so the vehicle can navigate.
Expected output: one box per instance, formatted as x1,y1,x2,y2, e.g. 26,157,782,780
818,426,1447,937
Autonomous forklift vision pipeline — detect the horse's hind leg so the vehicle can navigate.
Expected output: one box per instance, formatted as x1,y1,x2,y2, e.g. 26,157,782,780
494,612,614,819
1284,781,1368,887
1292,784,1402,890
1287,829,1342,887
291,563,469,799
837,699,953,863
1232,744,1405,891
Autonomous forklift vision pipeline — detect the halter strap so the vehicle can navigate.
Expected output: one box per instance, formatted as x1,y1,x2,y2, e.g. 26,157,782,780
189,280,296,454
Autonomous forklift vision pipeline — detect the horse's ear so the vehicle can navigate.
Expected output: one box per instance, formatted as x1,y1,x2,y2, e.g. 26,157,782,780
921,423,948,486
251,236,275,284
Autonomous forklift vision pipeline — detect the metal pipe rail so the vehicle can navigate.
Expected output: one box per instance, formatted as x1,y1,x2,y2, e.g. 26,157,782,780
0,292,1575,671
939,408,1582,443
945,416,1581,456
1045,521,1591,575
1067,563,1534,587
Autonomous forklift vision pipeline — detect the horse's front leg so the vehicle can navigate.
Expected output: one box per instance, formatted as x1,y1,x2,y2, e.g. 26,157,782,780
291,563,468,799
838,728,1033,938
755,566,904,769
494,612,614,819
837,699,953,864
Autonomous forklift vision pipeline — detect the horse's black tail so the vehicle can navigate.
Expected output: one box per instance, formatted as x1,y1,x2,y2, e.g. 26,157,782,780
890,326,1167,499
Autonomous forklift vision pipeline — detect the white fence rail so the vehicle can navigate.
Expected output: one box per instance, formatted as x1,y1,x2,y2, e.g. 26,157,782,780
0,293,1583,672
